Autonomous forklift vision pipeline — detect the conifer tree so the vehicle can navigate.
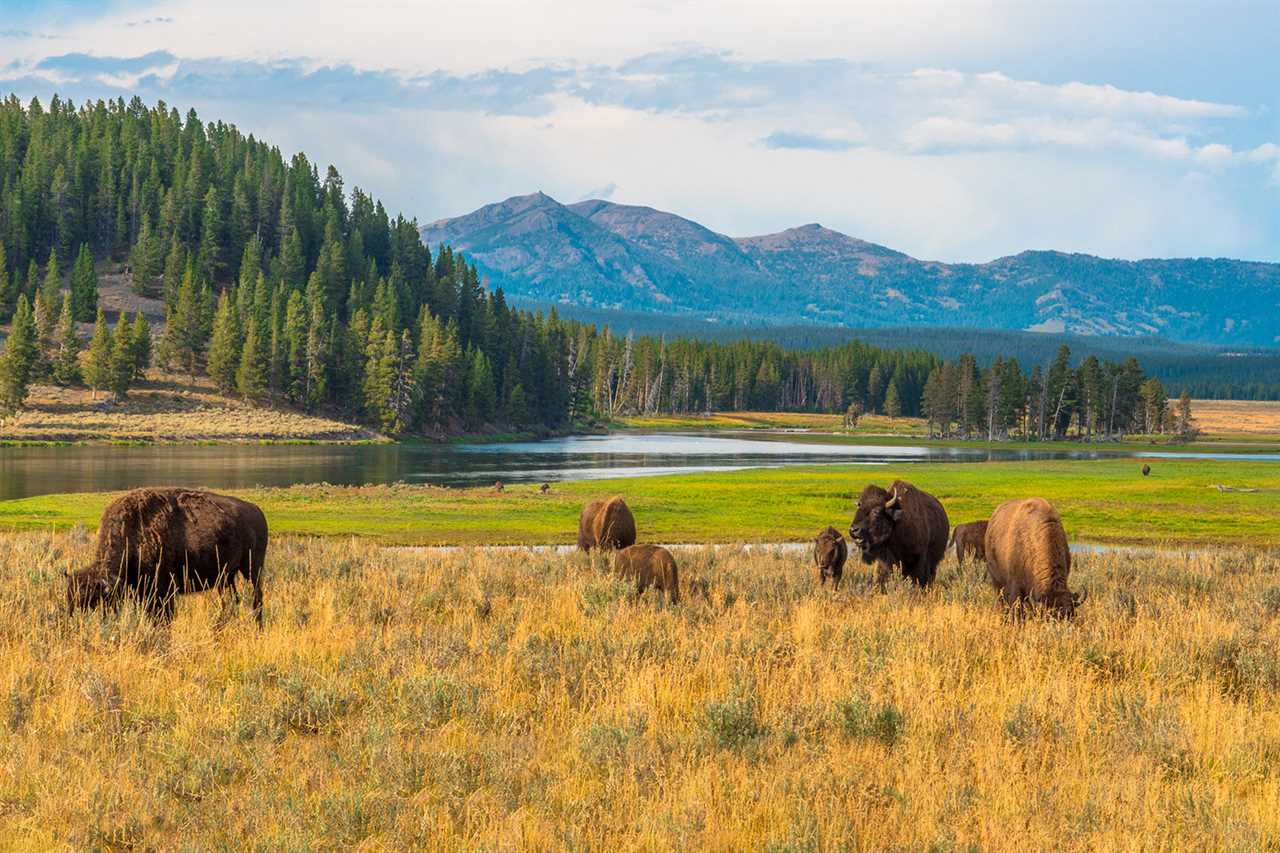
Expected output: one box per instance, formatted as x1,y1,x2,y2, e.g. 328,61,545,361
362,317,391,422
128,215,161,296
108,316,135,398
283,290,308,402
884,379,901,422
69,243,98,321
235,318,269,400
0,242,13,322
40,248,60,306
160,265,207,376
83,308,112,399
162,236,187,307
130,312,152,381
197,185,224,284
0,296,38,413
51,292,81,386
206,289,241,393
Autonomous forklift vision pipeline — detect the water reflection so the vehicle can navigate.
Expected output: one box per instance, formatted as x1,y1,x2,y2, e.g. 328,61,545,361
0,431,1273,501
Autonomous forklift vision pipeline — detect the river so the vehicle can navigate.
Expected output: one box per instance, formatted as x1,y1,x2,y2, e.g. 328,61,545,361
0,431,1273,501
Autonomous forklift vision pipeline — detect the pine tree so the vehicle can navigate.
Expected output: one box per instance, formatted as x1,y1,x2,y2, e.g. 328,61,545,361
0,296,38,413
130,312,152,380
283,290,308,403
206,289,241,393
69,243,98,321
466,347,497,425
128,215,161,296
108,316,134,398
362,317,392,422
0,242,13,323
235,318,269,400
160,265,207,376
197,185,224,284
884,379,901,422
83,308,113,399
23,259,39,303
161,236,187,307
1176,391,1197,440
40,248,61,306
51,292,81,386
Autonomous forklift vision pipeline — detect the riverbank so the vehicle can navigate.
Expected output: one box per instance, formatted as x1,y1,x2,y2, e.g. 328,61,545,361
4,458,1277,546
2,374,384,445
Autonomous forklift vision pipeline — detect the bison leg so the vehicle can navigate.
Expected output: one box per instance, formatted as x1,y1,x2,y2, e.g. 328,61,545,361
875,560,893,593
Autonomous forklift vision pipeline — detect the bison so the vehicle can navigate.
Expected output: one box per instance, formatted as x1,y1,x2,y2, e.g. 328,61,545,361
813,526,848,588
66,488,268,625
1141,464,1151,477
612,545,679,604
849,480,949,590
983,497,1085,618
577,496,637,551
948,520,988,565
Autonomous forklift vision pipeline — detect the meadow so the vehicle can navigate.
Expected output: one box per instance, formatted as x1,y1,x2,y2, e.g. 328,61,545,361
3,458,1278,547
0,533,1277,848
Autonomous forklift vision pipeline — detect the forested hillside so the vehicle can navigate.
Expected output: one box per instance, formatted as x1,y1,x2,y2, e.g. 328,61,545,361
0,95,1190,439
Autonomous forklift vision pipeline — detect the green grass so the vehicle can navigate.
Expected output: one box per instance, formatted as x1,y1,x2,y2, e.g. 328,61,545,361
3,458,1278,546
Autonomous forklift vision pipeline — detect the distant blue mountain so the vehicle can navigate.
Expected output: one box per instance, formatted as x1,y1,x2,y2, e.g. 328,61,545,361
420,192,1280,345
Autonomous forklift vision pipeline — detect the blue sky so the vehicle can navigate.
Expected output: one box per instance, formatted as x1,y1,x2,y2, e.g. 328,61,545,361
1,0,1276,262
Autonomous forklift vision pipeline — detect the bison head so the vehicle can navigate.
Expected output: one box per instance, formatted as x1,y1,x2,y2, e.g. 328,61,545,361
65,567,112,614
849,487,903,556
1048,587,1088,618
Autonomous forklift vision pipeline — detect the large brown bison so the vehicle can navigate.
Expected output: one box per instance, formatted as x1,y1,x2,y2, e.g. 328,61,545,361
612,545,679,603
948,520,988,565
577,496,637,551
813,526,848,588
983,497,1085,618
66,488,268,625
849,480,949,590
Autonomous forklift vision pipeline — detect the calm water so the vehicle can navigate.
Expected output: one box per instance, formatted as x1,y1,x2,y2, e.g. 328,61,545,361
0,432,1274,501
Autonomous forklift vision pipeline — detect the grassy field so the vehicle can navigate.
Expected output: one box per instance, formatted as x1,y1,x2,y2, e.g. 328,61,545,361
3,458,1278,546
1190,399,1280,440
1,533,1277,847
1,372,381,445
615,411,928,436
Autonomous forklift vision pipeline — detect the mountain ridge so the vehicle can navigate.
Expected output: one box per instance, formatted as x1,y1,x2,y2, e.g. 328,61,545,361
419,193,1280,345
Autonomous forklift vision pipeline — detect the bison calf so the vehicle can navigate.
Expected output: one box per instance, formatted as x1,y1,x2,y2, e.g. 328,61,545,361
849,480,949,590
612,545,679,604
577,496,637,551
67,487,268,625
948,520,988,565
813,526,848,588
983,497,1085,618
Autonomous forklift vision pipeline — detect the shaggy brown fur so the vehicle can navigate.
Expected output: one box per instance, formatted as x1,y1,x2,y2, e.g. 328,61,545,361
612,545,679,604
813,526,848,588
1142,464,1151,477
983,497,1084,618
948,520,988,565
577,497,637,551
67,488,268,625
849,480,949,590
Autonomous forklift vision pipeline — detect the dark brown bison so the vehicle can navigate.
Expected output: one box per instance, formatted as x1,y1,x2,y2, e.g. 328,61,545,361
577,496,637,551
1141,464,1151,477
813,526,848,588
948,520,988,565
66,488,268,625
849,480,949,590
983,497,1085,618
612,545,679,603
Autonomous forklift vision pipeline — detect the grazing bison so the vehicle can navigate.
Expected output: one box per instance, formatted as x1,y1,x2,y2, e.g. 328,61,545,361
613,545,679,603
1141,464,1151,477
849,480,949,590
983,497,1085,618
813,526,848,588
540,483,551,495
577,497,637,551
948,520,988,565
66,488,268,625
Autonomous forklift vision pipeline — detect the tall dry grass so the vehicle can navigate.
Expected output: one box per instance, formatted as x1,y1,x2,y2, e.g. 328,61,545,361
0,532,1278,849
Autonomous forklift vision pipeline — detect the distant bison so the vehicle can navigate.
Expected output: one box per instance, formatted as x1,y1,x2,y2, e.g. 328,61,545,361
983,497,1085,618
1142,464,1151,477
849,480,949,590
613,545,679,603
66,488,267,625
577,497,637,551
813,526,848,588
948,520,988,565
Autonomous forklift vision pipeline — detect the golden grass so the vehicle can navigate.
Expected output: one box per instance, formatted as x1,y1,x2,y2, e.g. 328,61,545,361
2,531,1278,848
3,372,379,444
1191,399,1280,438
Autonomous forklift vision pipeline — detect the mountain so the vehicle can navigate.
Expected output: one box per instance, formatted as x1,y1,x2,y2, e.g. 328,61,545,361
421,193,1280,345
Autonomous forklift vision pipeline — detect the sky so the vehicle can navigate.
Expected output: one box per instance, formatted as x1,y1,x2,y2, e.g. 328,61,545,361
1,0,1277,263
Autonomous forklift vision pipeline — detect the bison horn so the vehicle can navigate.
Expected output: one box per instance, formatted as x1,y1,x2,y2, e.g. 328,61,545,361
885,488,901,509
1073,589,1088,605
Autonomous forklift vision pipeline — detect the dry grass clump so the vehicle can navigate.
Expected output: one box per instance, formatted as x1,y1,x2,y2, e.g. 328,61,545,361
0,533,1278,848
5,372,378,443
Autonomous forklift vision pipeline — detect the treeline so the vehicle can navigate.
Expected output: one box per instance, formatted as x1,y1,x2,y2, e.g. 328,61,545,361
920,344,1195,440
